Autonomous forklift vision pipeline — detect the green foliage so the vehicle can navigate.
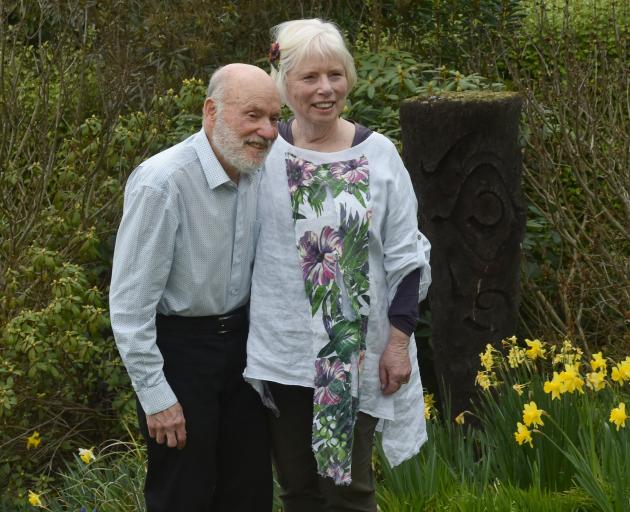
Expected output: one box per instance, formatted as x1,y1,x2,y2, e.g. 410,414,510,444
1,441,146,512
505,1,630,351
32,332,630,511
377,479,593,511
375,337,629,511
517,0,629,77
4,0,371,109
0,14,205,499
348,45,503,144
354,0,526,76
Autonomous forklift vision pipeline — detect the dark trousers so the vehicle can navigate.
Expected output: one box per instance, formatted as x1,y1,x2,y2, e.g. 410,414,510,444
136,313,272,512
267,382,378,512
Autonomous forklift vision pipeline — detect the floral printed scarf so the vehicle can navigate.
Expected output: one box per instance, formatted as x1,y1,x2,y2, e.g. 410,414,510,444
285,152,371,485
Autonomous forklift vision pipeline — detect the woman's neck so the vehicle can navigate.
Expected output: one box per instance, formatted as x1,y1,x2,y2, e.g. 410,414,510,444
291,117,355,152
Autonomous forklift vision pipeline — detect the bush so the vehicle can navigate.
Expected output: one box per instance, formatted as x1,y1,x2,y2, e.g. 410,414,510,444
348,44,504,145
499,1,630,353
0,9,207,499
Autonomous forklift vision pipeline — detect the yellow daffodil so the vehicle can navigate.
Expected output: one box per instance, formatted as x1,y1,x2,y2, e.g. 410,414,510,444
553,339,582,366
543,372,565,400
78,447,95,464
586,371,606,391
512,383,526,395
611,357,630,383
475,371,493,391
424,393,436,420
455,411,469,425
609,402,628,431
522,401,545,427
502,335,518,346
26,431,41,450
525,339,546,360
514,422,533,447
590,352,607,372
480,344,495,371
508,346,526,368
559,364,584,394
28,490,43,507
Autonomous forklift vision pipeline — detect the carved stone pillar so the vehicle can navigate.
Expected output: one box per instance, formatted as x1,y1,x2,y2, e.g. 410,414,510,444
400,92,525,417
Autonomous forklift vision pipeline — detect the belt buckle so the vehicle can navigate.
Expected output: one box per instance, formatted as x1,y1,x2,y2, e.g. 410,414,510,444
217,313,236,335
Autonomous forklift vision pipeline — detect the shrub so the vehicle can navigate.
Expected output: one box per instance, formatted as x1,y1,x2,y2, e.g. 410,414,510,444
499,1,630,353
0,12,206,499
348,44,504,145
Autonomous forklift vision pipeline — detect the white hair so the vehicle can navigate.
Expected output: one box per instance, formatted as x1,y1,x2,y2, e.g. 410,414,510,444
206,66,226,112
270,19,357,105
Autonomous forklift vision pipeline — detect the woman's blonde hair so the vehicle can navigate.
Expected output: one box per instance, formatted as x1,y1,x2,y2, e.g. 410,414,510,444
270,19,357,105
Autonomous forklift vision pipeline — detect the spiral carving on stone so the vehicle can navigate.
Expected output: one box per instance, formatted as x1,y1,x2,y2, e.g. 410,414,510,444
422,132,518,332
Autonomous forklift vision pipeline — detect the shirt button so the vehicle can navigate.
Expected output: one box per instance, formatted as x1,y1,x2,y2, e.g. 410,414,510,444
230,288,238,295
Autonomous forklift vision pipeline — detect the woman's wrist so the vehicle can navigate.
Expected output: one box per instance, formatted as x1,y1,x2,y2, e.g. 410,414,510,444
388,325,410,349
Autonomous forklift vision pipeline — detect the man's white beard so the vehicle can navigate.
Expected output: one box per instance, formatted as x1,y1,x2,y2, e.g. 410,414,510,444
211,113,271,175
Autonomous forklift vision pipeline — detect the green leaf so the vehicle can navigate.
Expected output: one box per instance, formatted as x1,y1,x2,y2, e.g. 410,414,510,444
311,286,328,316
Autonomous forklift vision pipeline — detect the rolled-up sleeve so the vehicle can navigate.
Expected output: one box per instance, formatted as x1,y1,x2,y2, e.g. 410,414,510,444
109,182,179,414
382,150,431,304
417,229,431,302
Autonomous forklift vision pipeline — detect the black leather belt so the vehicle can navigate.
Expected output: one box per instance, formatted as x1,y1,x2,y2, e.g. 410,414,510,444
156,306,248,335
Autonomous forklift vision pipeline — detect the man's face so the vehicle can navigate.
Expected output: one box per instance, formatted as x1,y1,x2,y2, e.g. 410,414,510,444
205,79,281,176
211,106,273,175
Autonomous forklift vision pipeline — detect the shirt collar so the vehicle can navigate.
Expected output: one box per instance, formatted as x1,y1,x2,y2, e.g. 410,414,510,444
193,128,256,189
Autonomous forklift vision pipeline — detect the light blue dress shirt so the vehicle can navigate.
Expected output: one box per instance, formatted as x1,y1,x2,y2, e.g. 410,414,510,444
110,128,260,414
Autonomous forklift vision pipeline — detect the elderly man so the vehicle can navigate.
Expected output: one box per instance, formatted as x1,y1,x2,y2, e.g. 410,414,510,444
110,64,281,512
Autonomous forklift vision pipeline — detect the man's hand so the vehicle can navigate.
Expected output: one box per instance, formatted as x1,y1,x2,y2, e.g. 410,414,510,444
379,326,412,396
146,402,187,449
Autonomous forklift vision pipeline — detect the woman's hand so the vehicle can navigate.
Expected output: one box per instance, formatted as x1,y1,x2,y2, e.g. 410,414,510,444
379,326,412,395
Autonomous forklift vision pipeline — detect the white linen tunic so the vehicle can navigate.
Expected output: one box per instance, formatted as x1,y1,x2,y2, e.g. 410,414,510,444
245,131,431,467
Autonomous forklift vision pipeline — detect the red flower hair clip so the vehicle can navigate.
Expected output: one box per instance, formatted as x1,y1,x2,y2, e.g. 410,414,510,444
268,42,280,70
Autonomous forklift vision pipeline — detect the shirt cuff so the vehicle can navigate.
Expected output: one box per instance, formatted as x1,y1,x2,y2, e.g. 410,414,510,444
387,269,420,336
136,380,178,415
389,314,418,337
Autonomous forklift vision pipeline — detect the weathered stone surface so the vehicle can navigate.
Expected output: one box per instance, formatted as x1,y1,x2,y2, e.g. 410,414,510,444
401,92,525,417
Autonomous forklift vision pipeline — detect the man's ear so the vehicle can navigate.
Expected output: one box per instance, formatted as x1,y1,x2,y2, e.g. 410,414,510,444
203,97,217,122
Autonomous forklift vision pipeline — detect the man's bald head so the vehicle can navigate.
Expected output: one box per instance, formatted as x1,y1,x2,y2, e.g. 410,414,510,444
206,64,275,106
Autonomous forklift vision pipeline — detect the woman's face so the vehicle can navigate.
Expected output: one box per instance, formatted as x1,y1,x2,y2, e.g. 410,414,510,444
285,55,349,128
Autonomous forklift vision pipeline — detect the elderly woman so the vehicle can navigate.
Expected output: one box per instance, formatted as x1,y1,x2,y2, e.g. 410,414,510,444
244,19,431,512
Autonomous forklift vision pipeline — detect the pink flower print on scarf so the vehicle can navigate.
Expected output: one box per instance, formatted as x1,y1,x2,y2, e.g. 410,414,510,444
298,227,342,286
330,156,369,184
313,358,347,405
286,156,317,192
